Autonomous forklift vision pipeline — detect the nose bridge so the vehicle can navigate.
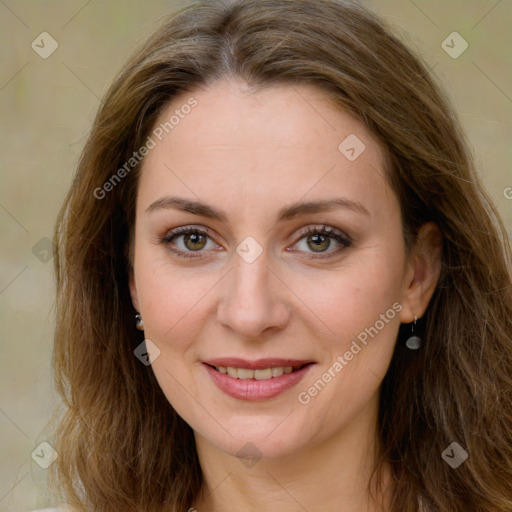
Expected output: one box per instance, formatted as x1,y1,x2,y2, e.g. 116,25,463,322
217,245,290,338
232,248,271,302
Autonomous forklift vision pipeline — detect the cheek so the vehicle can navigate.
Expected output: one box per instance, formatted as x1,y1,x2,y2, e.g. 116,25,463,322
133,249,219,350
133,257,211,412
293,267,402,438
289,252,404,414
289,254,404,342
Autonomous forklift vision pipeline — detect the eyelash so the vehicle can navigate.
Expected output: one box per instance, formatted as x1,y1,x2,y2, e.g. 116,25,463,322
159,225,353,260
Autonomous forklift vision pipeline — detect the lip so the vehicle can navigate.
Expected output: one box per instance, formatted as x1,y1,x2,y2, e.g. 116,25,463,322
204,358,312,370
203,358,315,401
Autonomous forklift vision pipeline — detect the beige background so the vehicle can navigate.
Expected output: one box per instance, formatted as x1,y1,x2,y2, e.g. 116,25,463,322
1,1,510,510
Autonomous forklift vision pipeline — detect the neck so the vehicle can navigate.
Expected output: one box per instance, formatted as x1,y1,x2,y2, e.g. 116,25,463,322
191,395,393,512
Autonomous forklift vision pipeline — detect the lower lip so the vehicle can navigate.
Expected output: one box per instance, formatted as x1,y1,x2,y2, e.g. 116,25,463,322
204,364,313,401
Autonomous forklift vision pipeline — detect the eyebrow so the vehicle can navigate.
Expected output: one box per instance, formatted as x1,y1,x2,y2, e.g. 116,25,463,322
145,196,370,222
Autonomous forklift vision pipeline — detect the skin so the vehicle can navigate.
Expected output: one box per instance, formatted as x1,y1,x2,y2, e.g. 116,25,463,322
129,78,442,511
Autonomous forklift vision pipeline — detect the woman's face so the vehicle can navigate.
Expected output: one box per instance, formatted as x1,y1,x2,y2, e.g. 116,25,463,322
129,79,421,459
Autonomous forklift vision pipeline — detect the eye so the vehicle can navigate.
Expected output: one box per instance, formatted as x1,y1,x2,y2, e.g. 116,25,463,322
159,224,353,260
291,225,352,258
159,226,219,259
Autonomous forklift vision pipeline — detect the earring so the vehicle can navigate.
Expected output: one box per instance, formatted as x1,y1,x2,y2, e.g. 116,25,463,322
135,313,144,331
405,315,421,350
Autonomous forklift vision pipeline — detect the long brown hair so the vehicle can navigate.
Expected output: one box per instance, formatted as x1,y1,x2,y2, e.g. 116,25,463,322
49,1,512,510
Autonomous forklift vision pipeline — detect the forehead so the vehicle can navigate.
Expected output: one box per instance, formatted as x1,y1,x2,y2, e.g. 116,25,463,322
150,79,379,155
136,79,393,223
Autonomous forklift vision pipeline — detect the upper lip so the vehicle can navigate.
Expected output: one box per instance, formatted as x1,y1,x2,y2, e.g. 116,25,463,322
203,358,314,370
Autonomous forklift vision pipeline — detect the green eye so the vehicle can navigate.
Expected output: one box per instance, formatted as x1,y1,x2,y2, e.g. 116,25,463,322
160,224,352,260
293,225,352,258
160,227,216,259
181,232,208,251
306,232,332,252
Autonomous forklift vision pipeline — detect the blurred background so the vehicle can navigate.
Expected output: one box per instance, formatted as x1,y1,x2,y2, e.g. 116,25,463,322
0,1,510,510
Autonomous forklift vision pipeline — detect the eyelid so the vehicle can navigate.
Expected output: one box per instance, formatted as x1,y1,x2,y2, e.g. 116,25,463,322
158,225,220,260
159,223,353,259
288,224,353,259
293,224,353,244
160,225,218,242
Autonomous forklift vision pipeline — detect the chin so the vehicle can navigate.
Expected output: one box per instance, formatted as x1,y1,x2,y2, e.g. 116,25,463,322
192,410,330,462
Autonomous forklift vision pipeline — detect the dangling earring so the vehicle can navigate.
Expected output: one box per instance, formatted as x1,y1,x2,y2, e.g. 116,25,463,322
135,313,144,331
405,315,421,350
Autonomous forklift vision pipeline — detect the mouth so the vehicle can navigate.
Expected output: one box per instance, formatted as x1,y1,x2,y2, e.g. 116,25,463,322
202,358,315,401
205,363,311,380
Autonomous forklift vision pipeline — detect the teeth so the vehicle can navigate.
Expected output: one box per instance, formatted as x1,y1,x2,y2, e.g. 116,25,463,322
237,368,254,380
215,365,301,380
271,367,284,377
254,368,272,380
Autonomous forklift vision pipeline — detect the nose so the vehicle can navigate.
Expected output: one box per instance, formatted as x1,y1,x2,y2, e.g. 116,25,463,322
216,249,291,340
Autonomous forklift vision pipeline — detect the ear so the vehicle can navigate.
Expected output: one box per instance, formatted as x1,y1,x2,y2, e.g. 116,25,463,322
129,268,140,312
399,222,443,323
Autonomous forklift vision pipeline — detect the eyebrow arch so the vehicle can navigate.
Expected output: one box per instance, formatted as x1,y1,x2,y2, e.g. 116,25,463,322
145,196,370,222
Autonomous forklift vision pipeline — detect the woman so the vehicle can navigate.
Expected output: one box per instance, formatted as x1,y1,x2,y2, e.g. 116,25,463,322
42,0,512,511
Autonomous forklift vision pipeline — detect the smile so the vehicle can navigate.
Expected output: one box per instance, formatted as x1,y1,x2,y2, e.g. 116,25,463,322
210,365,304,380
203,359,315,401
